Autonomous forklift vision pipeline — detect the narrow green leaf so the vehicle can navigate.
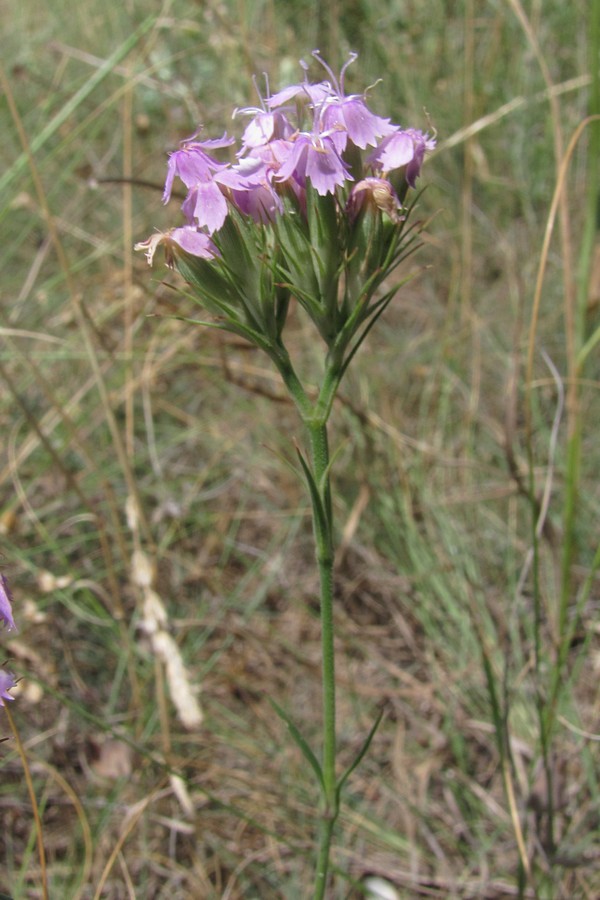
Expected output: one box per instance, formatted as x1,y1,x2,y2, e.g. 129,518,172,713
274,210,321,304
338,291,399,380
270,699,324,791
175,251,268,339
175,254,241,311
295,444,328,540
165,312,273,353
317,437,347,496
272,268,321,316
336,708,385,799
306,183,340,300
577,320,600,371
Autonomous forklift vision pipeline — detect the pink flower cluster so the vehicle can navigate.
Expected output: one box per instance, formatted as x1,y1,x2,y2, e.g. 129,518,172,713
136,52,435,265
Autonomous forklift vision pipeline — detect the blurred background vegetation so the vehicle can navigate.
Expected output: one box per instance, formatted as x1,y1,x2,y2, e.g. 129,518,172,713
0,0,598,897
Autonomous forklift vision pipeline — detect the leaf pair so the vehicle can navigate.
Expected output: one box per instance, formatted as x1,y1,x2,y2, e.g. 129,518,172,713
270,698,384,802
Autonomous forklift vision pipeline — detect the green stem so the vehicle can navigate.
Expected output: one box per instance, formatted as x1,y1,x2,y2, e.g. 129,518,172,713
268,340,312,418
307,418,334,534
314,816,335,900
306,419,338,898
272,339,341,895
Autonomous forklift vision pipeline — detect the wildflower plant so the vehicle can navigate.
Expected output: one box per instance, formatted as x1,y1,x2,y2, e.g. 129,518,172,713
137,51,434,896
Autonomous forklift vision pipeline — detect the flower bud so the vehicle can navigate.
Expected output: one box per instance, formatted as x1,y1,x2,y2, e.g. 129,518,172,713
347,177,400,224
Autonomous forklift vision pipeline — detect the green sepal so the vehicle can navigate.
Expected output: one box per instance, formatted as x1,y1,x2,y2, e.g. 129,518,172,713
176,204,289,343
274,190,345,345
174,252,245,320
306,182,338,254
270,699,325,792
345,201,384,287
274,280,291,340
272,270,320,315
342,140,364,184
215,205,262,297
305,183,342,330
175,239,272,341
274,202,321,308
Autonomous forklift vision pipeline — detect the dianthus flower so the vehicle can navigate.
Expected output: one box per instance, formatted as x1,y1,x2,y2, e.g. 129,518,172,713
312,52,397,152
162,133,235,204
266,52,396,155
236,107,294,153
137,52,434,264
266,67,331,111
368,127,436,187
216,156,283,223
273,131,352,196
135,227,219,267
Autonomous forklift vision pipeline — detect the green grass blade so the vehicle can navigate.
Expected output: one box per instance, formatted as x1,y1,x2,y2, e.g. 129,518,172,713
0,13,157,196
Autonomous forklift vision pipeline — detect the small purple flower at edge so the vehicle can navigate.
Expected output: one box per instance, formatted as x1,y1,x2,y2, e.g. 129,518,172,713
0,669,16,706
0,574,16,632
